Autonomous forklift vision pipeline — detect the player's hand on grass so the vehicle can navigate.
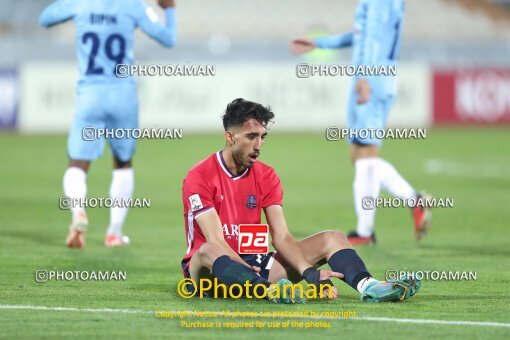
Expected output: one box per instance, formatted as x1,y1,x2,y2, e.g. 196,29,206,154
290,38,316,54
158,0,175,9
321,285,339,299
355,78,371,104
318,269,343,299
319,270,342,299
302,268,343,299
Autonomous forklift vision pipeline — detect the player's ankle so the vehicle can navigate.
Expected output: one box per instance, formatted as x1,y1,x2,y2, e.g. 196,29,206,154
356,277,378,293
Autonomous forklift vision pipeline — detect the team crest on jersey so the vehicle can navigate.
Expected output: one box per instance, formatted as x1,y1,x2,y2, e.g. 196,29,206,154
189,194,203,212
245,194,257,209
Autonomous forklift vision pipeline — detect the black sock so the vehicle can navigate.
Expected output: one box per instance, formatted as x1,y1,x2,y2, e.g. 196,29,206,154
212,255,270,296
327,249,371,290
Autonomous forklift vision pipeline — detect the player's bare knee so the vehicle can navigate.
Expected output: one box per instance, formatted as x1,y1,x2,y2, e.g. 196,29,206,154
196,242,213,258
197,242,223,262
69,160,90,172
113,157,132,169
323,230,351,252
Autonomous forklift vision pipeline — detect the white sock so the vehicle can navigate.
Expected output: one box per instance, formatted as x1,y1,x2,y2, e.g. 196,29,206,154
357,277,379,293
107,168,134,237
376,158,416,200
63,167,87,221
354,158,381,237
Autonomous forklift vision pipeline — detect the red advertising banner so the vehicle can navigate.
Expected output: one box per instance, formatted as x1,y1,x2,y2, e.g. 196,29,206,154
433,69,510,124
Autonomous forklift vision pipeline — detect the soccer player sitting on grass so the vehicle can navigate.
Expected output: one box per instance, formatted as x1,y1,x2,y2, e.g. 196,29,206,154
180,98,421,303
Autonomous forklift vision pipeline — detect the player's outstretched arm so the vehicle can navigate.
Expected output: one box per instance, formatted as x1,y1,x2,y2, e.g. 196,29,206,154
195,209,252,269
39,0,76,28
135,0,177,47
264,205,344,298
290,32,353,54
289,38,316,55
315,32,354,49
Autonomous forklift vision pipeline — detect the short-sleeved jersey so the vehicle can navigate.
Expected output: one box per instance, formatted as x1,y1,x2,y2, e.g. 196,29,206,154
181,151,283,270
315,0,405,97
351,0,404,70
39,0,176,86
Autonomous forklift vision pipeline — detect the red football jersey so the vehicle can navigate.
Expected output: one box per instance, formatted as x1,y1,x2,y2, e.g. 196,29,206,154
181,151,283,274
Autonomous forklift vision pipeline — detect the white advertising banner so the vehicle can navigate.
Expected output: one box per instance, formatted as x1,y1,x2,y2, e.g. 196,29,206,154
19,62,430,133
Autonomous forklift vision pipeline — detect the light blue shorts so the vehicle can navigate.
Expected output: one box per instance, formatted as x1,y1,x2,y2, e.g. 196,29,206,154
347,86,395,146
67,83,138,162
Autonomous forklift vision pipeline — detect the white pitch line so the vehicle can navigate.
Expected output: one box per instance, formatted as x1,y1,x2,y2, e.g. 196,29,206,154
357,316,510,328
425,159,510,179
0,305,150,315
1,305,509,328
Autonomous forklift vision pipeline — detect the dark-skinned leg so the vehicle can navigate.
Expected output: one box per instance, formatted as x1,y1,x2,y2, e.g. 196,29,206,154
113,157,131,169
350,143,379,165
68,159,91,172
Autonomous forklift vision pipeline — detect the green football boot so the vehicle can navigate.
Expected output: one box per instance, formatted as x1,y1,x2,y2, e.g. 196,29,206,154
360,275,421,302
267,279,306,304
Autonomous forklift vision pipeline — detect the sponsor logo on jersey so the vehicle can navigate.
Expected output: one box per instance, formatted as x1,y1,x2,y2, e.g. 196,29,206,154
221,224,239,240
238,224,269,254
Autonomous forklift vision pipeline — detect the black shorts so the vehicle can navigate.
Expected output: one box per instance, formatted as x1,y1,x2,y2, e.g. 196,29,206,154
239,252,276,280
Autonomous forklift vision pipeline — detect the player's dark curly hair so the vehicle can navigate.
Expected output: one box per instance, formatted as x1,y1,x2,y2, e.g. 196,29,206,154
222,98,275,130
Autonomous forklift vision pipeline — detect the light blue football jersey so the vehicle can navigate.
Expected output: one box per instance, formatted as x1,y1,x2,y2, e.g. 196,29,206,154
315,0,405,97
351,0,404,69
39,0,177,85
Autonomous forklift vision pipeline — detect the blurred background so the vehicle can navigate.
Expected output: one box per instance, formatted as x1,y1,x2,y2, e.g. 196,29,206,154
1,0,510,133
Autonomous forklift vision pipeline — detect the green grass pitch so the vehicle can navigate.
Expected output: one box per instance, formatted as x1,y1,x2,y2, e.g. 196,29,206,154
0,128,509,339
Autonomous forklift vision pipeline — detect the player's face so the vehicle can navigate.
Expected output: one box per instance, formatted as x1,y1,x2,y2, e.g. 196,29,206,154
230,119,267,169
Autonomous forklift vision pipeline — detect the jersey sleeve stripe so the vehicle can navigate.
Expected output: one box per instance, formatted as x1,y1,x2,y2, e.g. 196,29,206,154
193,206,215,219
